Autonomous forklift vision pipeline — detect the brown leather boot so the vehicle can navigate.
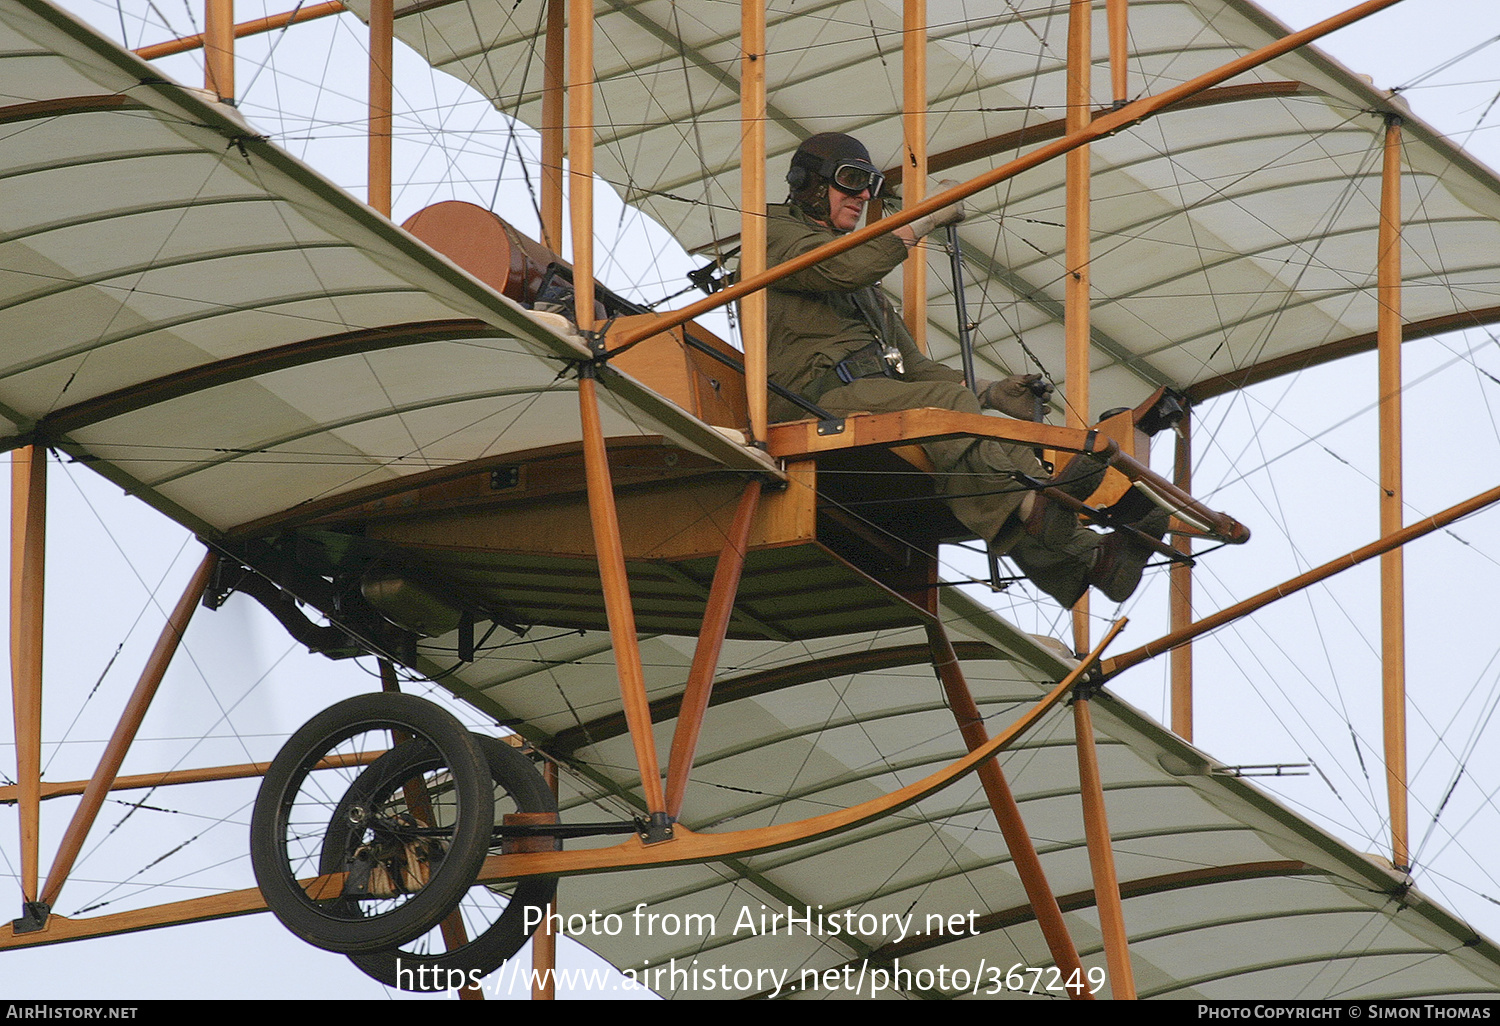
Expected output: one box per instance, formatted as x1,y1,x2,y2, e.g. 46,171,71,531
1025,452,1110,549
1089,508,1169,602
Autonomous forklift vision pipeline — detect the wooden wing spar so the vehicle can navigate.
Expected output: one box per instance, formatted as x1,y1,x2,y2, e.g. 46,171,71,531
2,0,1500,1002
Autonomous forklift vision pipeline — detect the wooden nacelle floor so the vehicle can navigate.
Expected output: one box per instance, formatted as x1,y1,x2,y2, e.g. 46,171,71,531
245,435,958,648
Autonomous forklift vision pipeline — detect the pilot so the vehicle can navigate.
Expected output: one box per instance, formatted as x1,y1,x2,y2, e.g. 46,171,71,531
765,132,1165,607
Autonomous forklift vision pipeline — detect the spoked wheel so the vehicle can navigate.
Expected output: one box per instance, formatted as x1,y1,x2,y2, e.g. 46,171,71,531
250,692,494,955
340,734,561,991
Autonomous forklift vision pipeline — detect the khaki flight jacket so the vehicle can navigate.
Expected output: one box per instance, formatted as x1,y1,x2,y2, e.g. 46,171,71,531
765,202,965,423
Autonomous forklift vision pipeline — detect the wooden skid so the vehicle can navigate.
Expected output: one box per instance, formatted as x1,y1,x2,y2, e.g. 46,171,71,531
0,626,1117,951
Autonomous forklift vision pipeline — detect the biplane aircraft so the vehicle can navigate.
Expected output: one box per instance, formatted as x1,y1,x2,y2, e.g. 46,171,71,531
3,0,1500,1000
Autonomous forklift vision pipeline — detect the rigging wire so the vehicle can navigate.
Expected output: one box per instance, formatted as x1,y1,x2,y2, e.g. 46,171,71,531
39,463,193,778
1410,640,1500,866
667,0,727,282
1394,32,1500,94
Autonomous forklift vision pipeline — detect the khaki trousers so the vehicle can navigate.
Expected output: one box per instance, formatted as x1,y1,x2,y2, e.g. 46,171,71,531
817,376,1100,606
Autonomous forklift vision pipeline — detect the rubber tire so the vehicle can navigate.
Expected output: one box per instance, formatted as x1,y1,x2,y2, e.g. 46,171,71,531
250,692,494,955
342,734,560,990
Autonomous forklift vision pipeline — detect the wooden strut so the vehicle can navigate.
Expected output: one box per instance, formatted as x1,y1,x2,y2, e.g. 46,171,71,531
0,752,382,805
1378,114,1408,871
605,0,1407,356
1108,0,1130,106
567,0,595,336
924,622,1092,999
576,369,667,820
10,445,45,911
1101,480,1500,679
1065,0,1093,658
539,0,565,254
0,627,1122,948
741,0,768,445
532,760,559,1000
204,0,234,102
663,480,762,820
39,552,219,912
368,0,393,217
877,82,1310,192
902,0,928,353
1074,695,1137,998
1170,412,1193,740
565,9,668,825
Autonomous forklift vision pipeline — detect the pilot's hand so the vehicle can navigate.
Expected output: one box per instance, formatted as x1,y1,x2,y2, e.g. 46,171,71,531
980,373,1051,420
909,180,967,239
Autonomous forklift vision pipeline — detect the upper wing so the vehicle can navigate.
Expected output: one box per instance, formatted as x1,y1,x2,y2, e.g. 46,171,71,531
358,0,1500,414
0,0,772,539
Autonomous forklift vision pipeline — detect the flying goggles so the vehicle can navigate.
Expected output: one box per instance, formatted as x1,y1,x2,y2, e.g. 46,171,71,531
791,147,886,197
827,162,885,197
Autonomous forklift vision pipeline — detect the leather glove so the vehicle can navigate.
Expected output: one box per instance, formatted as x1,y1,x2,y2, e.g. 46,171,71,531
908,179,966,239
979,373,1052,420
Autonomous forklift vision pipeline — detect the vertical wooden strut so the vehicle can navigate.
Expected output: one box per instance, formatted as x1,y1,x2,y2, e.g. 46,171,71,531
741,0,768,445
1377,113,1408,871
902,0,928,352
567,0,665,830
9,447,45,912
368,0,394,217
40,553,218,910
1074,695,1137,998
540,0,565,253
1107,0,1129,106
664,481,762,819
577,369,667,820
204,0,234,102
1169,413,1193,740
924,624,1092,997
567,0,595,333
532,760,558,1000
1066,0,1093,655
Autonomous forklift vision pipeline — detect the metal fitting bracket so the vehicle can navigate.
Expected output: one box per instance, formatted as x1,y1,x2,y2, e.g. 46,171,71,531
638,812,675,845
12,900,50,934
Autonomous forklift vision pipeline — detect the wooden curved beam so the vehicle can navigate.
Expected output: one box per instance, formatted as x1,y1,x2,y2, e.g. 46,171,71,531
29,319,498,440
2,623,1117,948
0,95,145,124
462,621,1124,886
